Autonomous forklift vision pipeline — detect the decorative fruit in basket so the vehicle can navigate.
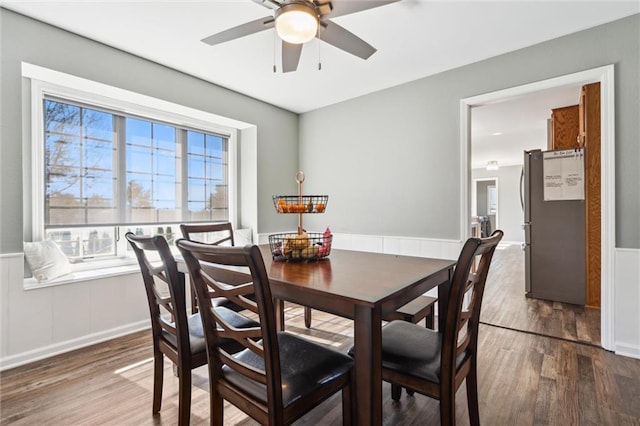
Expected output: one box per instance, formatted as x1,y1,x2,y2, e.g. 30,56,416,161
301,245,320,259
318,227,332,256
283,232,310,255
315,203,325,213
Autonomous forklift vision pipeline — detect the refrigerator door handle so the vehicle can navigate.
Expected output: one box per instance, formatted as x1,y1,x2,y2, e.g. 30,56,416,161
519,165,525,213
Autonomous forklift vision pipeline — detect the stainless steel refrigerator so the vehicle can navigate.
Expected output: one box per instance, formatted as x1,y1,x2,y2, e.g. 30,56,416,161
522,149,586,305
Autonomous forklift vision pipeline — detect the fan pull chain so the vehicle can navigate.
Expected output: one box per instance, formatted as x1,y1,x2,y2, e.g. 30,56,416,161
273,30,277,73
317,26,322,71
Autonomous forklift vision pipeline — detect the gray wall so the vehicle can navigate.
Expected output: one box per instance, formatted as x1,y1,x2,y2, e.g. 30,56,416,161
300,14,639,249
0,9,299,254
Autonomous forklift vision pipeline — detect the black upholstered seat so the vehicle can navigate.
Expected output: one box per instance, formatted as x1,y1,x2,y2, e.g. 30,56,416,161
380,320,464,383
224,332,353,407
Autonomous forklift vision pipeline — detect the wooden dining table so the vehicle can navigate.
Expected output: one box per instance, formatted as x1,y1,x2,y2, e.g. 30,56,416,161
179,244,455,425
209,245,456,425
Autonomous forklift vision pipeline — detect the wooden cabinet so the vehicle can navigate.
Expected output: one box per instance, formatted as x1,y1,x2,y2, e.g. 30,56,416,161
581,82,601,308
549,105,580,149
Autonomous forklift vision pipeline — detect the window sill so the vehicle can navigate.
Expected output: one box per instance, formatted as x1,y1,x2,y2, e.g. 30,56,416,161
24,260,141,290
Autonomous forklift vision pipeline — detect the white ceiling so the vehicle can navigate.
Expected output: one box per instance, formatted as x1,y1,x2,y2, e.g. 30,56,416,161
471,85,581,169
2,0,638,166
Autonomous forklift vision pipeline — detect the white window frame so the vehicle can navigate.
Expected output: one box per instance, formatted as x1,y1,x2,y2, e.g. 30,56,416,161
23,63,241,268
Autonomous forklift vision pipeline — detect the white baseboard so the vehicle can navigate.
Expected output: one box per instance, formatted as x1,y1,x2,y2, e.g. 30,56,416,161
0,320,150,371
614,343,640,360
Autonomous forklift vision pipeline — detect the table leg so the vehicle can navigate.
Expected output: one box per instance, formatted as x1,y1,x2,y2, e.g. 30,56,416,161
437,267,453,331
353,305,382,426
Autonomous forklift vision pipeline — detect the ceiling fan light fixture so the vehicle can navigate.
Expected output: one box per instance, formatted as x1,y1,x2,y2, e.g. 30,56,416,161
275,1,319,44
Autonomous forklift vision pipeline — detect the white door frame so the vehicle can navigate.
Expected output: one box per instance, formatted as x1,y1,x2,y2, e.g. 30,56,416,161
459,65,616,351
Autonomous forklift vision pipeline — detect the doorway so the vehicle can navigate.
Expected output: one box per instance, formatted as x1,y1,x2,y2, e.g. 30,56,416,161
472,178,498,237
459,65,615,350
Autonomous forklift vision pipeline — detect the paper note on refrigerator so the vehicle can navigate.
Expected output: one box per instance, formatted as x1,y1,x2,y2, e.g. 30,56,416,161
543,148,585,201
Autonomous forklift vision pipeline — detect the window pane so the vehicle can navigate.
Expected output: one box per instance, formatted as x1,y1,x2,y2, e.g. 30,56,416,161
125,119,180,224
46,227,116,258
126,118,152,146
44,100,116,227
187,130,228,222
154,124,175,151
127,145,153,174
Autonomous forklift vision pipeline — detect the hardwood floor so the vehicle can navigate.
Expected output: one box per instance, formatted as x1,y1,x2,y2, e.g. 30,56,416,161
2,303,638,425
481,243,601,346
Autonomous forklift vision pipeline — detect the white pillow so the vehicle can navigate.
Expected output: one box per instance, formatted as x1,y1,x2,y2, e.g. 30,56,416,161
24,240,72,282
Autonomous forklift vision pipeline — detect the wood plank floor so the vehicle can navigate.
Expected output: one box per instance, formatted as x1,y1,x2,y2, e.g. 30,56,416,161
2,303,638,425
481,243,601,346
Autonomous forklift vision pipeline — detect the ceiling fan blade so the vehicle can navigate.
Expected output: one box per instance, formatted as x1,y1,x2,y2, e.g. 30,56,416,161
201,16,275,46
322,0,400,19
282,42,303,73
319,21,376,60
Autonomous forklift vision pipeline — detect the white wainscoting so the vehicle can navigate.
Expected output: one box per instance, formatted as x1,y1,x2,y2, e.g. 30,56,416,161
0,253,149,371
614,248,640,359
2,241,638,370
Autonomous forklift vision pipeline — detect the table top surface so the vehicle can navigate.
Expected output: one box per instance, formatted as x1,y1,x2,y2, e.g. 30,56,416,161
258,245,456,306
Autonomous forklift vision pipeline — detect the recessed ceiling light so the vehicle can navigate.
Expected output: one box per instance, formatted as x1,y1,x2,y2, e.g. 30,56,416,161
491,132,503,136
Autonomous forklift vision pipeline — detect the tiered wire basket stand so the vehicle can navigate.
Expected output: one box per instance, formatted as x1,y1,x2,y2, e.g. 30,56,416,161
269,171,331,261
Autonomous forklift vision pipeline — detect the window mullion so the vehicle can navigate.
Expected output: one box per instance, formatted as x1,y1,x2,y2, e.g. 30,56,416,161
115,115,128,256
179,129,188,221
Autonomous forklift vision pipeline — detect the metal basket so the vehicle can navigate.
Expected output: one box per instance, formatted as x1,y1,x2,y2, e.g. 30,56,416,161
268,232,332,261
272,195,328,213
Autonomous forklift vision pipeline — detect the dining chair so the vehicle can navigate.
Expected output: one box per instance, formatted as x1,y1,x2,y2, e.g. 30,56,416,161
181,222,314,329
180,222,237,314
125,232,259,426
378,230,503,426
176,240,354,426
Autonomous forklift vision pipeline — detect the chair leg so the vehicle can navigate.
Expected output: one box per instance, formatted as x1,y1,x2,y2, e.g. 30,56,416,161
466,360,480,426
177,365,192,426
440,389,456,426
211,387,224,426
391,383,402,401
406,388,415,396
304,306,312,328
152,352,164,414
341,384,353,426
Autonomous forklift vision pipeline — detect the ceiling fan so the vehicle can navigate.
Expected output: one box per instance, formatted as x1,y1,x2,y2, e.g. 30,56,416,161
201,0,400,73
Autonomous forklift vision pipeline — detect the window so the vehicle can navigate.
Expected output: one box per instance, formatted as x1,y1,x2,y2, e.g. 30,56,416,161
26,64,240,266
43,98,231,260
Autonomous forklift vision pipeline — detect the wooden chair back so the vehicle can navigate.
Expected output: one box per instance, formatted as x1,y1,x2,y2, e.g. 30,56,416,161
176,241,282,411
442,230,503,390
126,232,192,363
180,222,235,246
